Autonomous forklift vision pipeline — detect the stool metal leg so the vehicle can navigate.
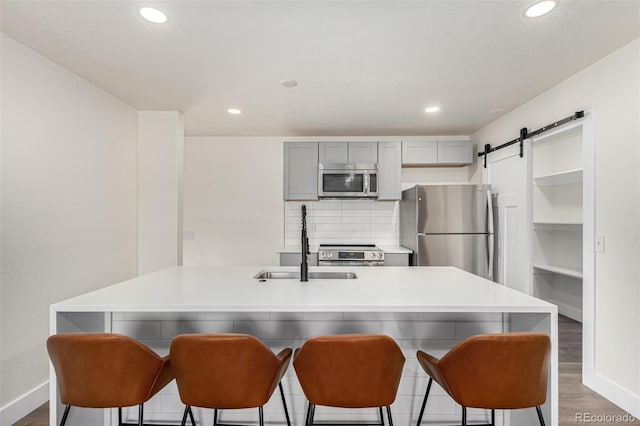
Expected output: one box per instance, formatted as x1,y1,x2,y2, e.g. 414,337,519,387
461,406,467,426
379,407,385,426
536,406,545,426
385,406,393,426
309,403,316,426
138,404,144,426
279,382,292,426
119,407,123,426
187,405,196,426
258,406,264,426
60,405,71,426
491,409,495,426
415,378,432,426
214,409,218,426
181,405,190,426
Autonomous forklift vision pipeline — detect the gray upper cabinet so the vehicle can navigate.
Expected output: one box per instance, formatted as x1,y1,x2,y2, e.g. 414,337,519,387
402,140,472,166
377,142,402,200
349,142,378,163
319,142,378,164
284,142,319,200
319,142,348,163
402,141,438,165
437,140,473,165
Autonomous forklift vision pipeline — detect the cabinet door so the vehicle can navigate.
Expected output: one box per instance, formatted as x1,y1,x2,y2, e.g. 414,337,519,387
377,141,401,200
402,141,438,165
319,142,348,163
438,140,473,165
284,142,318,200
348,142,378,163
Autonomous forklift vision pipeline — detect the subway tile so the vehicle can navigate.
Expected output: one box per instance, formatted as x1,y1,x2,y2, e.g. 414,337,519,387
112,320,161,339
123,312,197,321
382,321,455,340
343,312,417,321
160,320,233,339
341,200,372,209
234,320,306,339
341,210,371,217
307,320,381,337
197,312,270,321
455,321,503,339
341,216,370,224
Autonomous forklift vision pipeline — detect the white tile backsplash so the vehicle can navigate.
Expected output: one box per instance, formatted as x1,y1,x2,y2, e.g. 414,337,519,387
284,200,399,246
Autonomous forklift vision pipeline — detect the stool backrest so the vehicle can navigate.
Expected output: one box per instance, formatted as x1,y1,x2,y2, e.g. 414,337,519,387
47,333,165,408
294,334,405,408
170,334,282,409
439,333,551,409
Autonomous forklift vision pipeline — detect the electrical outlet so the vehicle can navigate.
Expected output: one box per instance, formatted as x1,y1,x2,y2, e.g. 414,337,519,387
595,235,605,253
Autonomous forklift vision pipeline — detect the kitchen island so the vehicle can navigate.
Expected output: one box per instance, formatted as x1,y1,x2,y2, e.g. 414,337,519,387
50,266,558,426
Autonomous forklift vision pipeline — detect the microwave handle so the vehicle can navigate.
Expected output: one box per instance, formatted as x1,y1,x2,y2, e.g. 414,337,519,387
364,173,369,193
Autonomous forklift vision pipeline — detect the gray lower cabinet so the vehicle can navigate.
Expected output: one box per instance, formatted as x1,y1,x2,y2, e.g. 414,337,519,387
384,253,411,266
279,253,318,266
377,141,402,200
284,142,319,200
279,253,408,266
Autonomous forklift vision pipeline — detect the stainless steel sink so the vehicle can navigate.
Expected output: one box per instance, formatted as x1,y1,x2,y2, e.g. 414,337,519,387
254,271,357,280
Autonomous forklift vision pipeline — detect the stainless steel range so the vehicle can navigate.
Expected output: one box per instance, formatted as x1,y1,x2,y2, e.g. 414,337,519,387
317,244,384,266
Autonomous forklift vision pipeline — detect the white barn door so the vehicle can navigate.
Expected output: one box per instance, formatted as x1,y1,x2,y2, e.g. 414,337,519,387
484,146,531,294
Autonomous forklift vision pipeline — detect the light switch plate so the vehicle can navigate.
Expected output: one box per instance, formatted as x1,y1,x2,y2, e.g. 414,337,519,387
595,235,605,253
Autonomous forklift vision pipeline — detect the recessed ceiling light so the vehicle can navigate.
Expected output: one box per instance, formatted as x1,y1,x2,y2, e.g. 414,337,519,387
525,0,557,18
227,108,242,115
425,106,440,113
139,7,167,24
281,80,298,88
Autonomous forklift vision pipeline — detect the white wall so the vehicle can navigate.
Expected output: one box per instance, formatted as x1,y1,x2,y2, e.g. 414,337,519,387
182,137,475,266
0,35,138,422
183,137,284,266
472,38,640,413
138,111,184,274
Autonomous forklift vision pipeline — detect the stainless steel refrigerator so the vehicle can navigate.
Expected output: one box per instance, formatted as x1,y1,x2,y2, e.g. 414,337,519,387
400,185,494,280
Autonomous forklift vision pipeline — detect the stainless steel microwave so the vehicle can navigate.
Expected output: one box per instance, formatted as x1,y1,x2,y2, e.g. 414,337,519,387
318,163,378,199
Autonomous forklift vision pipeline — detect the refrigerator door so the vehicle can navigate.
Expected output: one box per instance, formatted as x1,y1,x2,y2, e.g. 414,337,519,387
416,234,493,280
417,185,492,234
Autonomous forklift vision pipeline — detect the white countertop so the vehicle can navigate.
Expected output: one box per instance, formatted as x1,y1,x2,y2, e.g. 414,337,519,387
277,245,413,254
52,266,554,314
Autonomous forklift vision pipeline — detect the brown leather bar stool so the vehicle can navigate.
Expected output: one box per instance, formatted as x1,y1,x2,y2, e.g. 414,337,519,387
170,334,293,426
293,334,405,426
47,333,175,426
415,332,551,426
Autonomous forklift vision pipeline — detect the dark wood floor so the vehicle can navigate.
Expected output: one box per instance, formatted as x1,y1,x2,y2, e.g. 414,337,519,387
14,316,634,425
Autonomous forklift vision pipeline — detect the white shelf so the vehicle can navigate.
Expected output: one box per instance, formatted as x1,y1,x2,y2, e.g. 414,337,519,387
533,222,583,231
533,168,583,186
533,264,583,279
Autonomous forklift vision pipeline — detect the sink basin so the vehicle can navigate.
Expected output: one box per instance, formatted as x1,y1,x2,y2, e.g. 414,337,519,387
254,271,357,280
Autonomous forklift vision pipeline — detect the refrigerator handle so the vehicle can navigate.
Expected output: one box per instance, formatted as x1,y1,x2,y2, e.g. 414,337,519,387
487,189,495,281
487,189,494,234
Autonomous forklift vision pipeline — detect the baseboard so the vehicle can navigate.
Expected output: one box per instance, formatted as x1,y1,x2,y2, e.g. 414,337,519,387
555,301,582,322
583,371,640,420
0,381,48,426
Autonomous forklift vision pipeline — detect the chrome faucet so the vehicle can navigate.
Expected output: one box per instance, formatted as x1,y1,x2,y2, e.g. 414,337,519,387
300,205,309,282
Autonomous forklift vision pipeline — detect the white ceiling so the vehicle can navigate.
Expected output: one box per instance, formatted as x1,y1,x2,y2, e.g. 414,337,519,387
2,1,639,136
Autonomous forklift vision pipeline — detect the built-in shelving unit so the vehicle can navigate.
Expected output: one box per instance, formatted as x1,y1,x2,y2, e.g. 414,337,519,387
533,264,583,279
531,126,584,322
533,168,583,186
